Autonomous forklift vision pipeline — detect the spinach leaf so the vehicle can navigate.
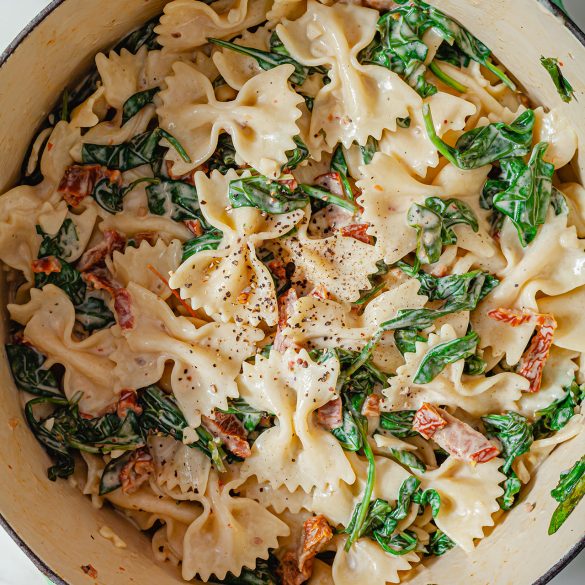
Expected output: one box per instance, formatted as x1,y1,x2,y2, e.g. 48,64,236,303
332,406,364,452
182,227,223,262
208,36,324,86
331,145,356,201
5,344,60,397
464,354,487,375
146,179,202,221
229,175,308,214
551,187,569,216
414,488,441,516
394,329,427,356
122,87,159,125
390,448,426,473
75,294,116,333
413,330,479,384
299,183,358,214
541,56,575,103
139,385,227,471
221,555,280,585
93,176,159,214
427,530,456,556
116,17,161,53
533,379,584,439
82,128,190,171
221,397,270,433
499,470,522,511
99,451,132,495
354,261,391,307
374,529,418,556
207,134,238,174
435,42,470,68
491,142,555,246
482,411,533,474
423,106,534,169
379,411,418,438
360,136,379,165
407,197,478,265
284,135,310,171
37,219,79,261
428,61,469,93
548,456,585,534
34,260,87,305
397,116,411,129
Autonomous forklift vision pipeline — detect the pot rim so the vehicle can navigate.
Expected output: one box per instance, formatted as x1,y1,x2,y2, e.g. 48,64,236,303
0,1,583,584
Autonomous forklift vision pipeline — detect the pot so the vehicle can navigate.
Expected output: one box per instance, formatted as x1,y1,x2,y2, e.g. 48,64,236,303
0,1,583,584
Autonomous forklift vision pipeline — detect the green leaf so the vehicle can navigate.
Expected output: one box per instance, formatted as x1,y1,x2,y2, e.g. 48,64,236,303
284,135,310,170
499,470,522,511
435,42,470,68
208,36,320,86
207,134,239,174
360,136,379,165
548,456,585,534
428,61,469,93
394,329,427,356
397,116,411,129
5,344,60,397
414,488,441,516
551,187,569,216
147,179,202,221
423,105,534,169
330,145,355,202
117,17,161,53
332,409,364,452
75,294,116,333
221,556,280,585
122,87,159,125
229,175,309,214
482,411,534,474
221,398,270,433
99,450,132,495
464,353,487,375
379,411,418,438
299,183,358,214
534,379,584,439
541,56,574,103
37,219,79,261
427,530,456,556
414,330,479,384
374,529,419,556
491,142,555,246
391,448,426,473
34,260,87,306
82,128,190,172
182,227,223,262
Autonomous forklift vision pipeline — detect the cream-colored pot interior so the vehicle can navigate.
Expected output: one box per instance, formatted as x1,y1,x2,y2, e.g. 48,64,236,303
0,1,583,584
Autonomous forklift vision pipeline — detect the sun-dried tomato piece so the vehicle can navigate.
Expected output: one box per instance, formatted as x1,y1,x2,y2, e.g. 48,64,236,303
274,288,300,353
412,403,448,439
81,564,98,578
31,256,62,275
317,397,343,430
202,411,251,459
77,230,126,272
361,393,381,417
58,164,122,207
267,259,288,281
518,314,557,393
184,219,204,237
414,404,500,464
340,223,372,244
489,308,557,393
116,389,143,419
119,448,154,494
83,268,135,330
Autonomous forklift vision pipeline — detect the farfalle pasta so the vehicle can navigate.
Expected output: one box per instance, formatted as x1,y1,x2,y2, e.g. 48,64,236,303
2,1,584,584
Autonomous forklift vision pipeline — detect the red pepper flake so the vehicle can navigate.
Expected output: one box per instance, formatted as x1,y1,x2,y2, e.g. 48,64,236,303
81,564,98,578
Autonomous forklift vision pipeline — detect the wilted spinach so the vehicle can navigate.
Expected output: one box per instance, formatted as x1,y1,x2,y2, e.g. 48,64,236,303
146,179,203,221
93,176,159,214
284,135,310,170
5,344,60,397
360,136,379,165
182,228,223,262
75,294,116,333
229,175,308,214
427,530,456,556
413,330,479,384
379,411,418,438
488,142,555,246
423,106,535,169
116,17,161,53
548,456,584,534
37,219,79,261
82,128,190,172
540,56,575,103
407,197,478,265
221,397,270,433
122,87,159,125
533,379,584,439
220,555,280,585
207,133,238,174
34,260,87,306
299,184,358,214
331,145,356,202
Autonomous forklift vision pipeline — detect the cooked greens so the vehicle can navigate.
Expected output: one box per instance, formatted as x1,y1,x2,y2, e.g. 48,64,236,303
548,456,585,534
540,56,575,103
229,175,309,214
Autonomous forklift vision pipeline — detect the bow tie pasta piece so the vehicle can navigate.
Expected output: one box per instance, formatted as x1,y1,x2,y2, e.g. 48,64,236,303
239,348,355,492
43,122,82,190
106,238,182,300
383,324,529,417
331,535,419,585
212,25,272,91
356,154,442,265
472,213,585,364
381,92,477,178
8,286,119,414
156,0,272,51
113,283,262,426
415,457,505,552
276,0,420,149
281,231,383,303
533,107,577,169
157,62,303,177
539,287,585,353
182,472,290,581
267,0,306,23
170,242,279,326
195,169,305,242
240,478,312,514
312,452,411,528
149,435,211,500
